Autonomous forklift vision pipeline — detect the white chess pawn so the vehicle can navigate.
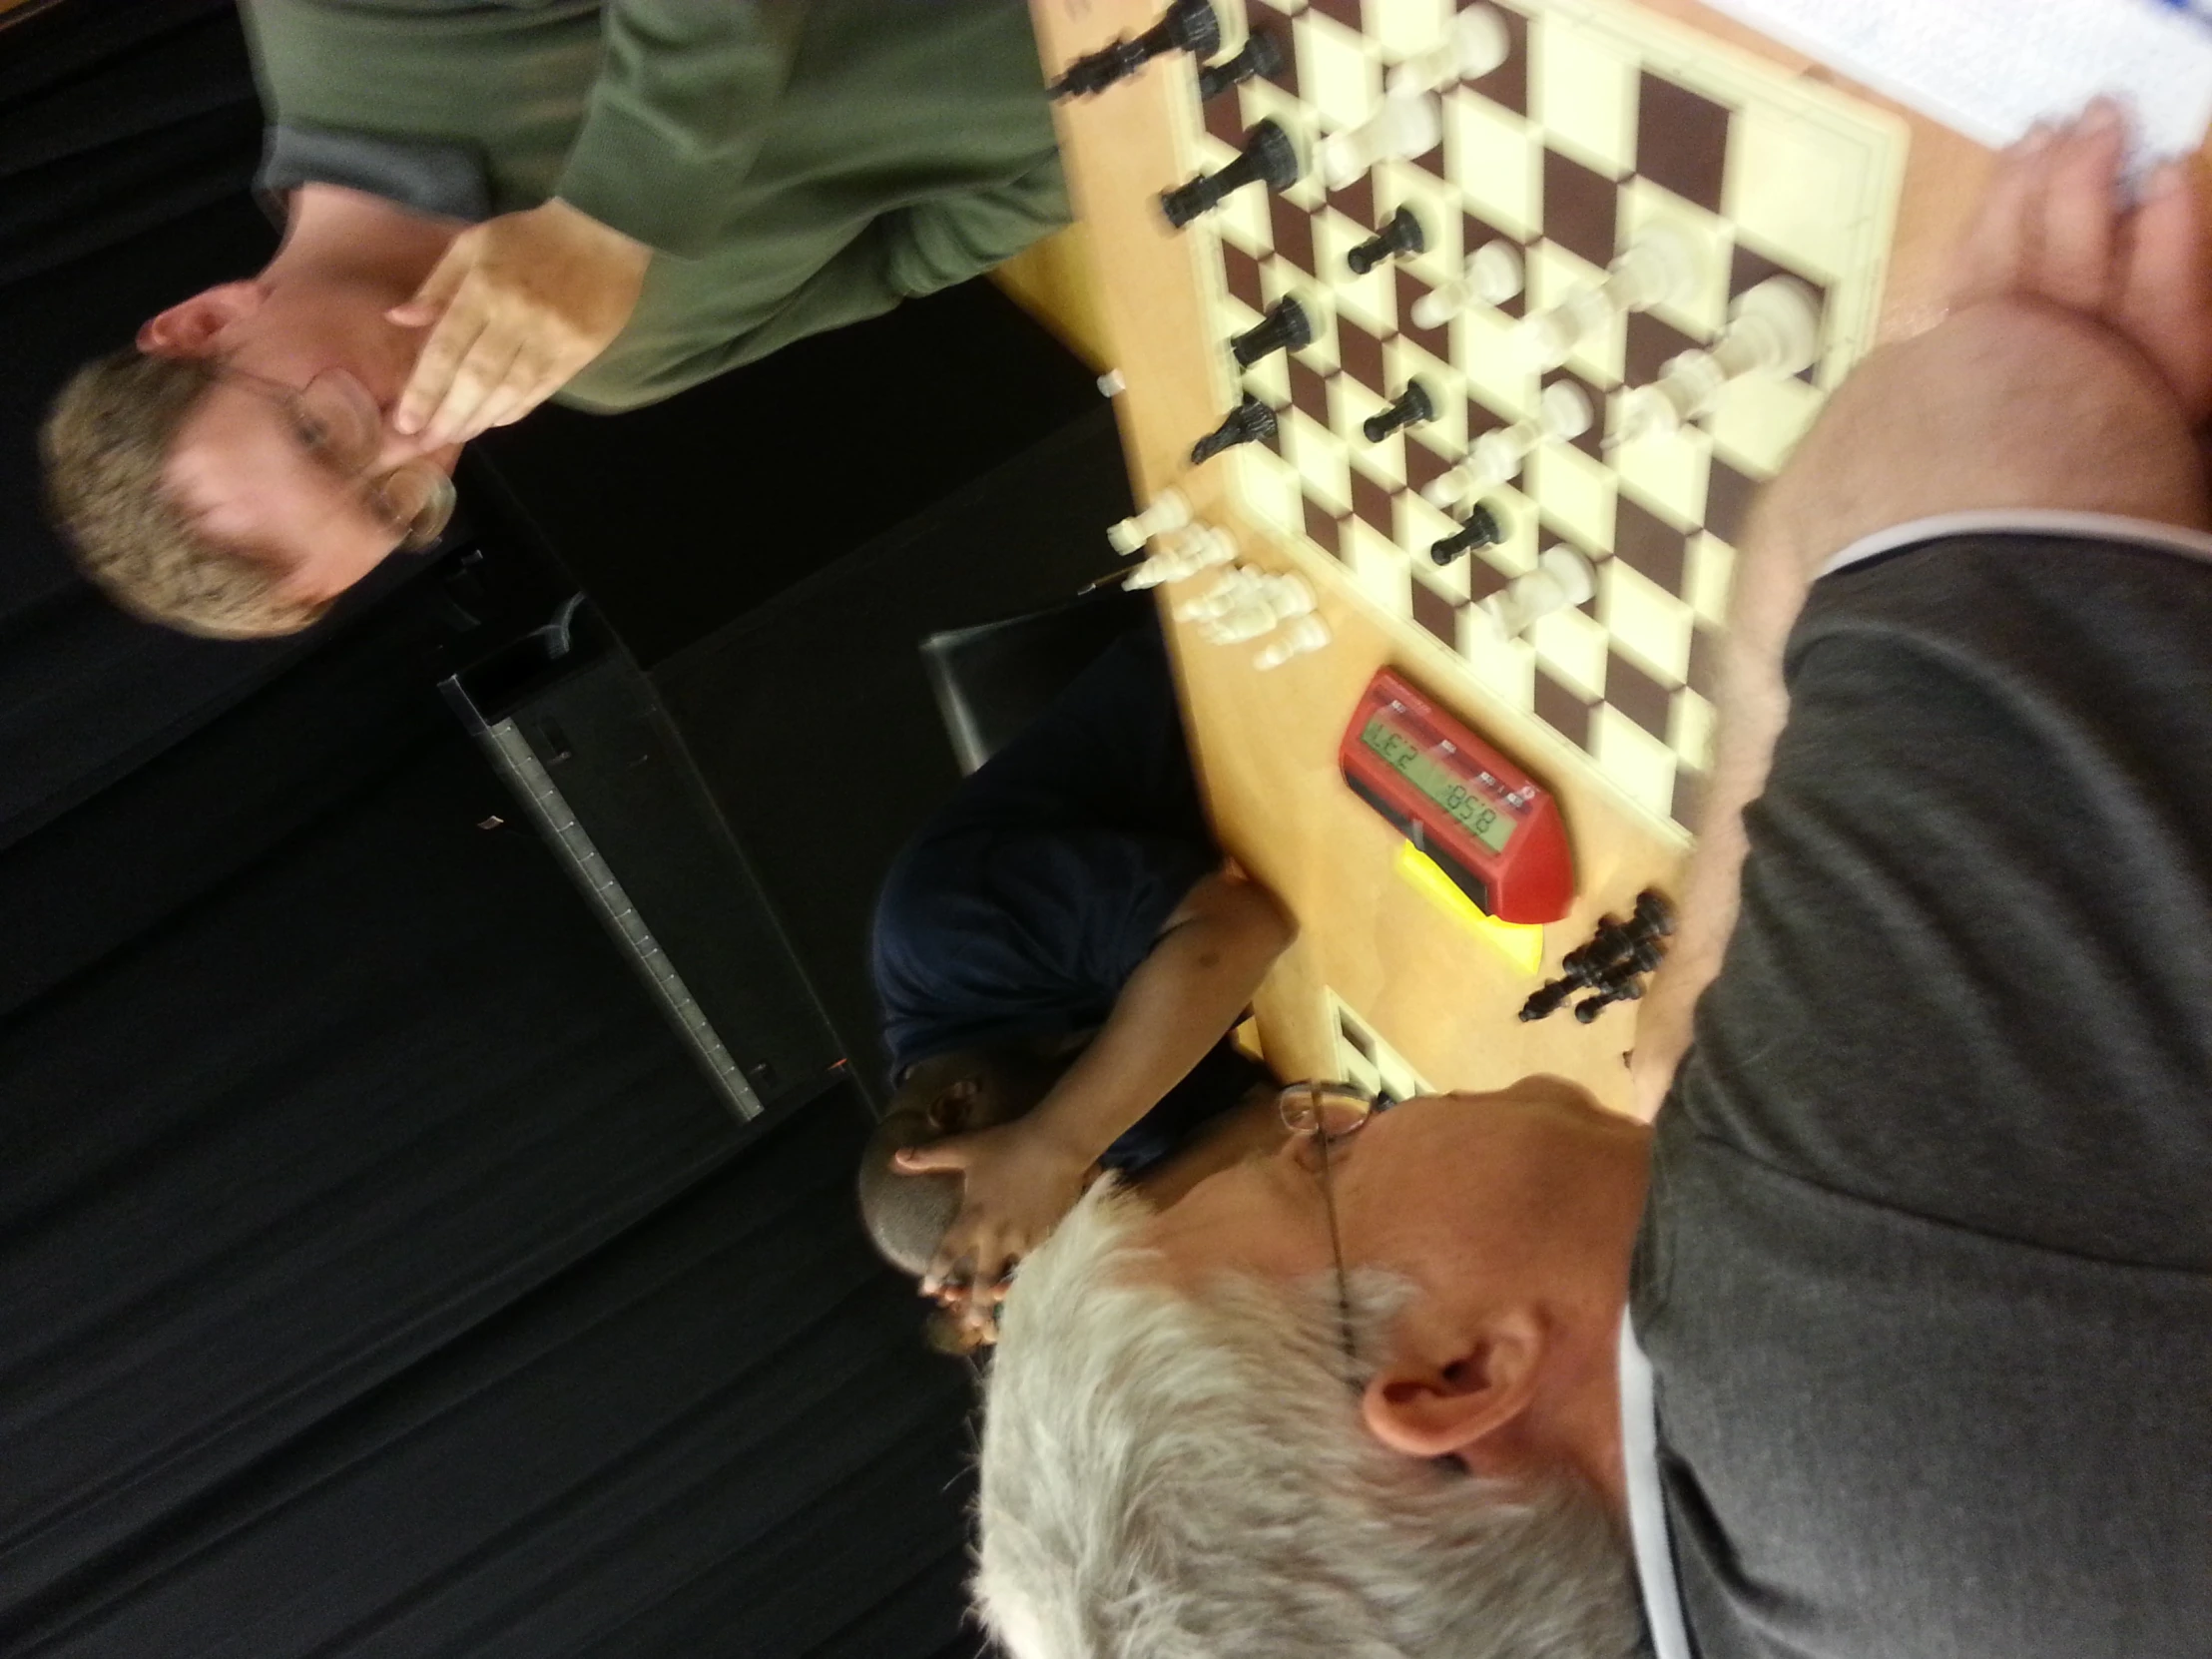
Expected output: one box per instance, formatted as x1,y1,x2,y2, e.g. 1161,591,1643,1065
1175,564,1263,622
1612,276,1822,444
1386,5,1510,95
1408,241,1523,329
1423,381,1593,510
1474,546,1597,641
1317,93,1442,190
1254,612,1333,670
1125,524,1237,589
1206,572,1317,643
1516,225,1699,369
1106,488,1192,555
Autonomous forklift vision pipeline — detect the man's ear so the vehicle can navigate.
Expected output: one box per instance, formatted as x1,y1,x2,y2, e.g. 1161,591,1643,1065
1362,1307,1543,1463
139,280,265,356
925,1077,982,1135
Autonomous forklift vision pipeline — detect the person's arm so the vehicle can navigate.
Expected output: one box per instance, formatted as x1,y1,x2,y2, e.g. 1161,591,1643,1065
897,870,1295,1296
1632,110,2210,1120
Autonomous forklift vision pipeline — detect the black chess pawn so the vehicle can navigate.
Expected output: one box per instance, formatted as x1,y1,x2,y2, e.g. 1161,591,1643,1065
1230,295,1314,366
1573,975,1647,1023
1362,379,1435,442
1429,502,1503,565
1517,977,1577,1022
1198,27,1284,100
1190,393,1279,462
1347,207,1425,276
1161,119,1302,228
1052,0,1221,99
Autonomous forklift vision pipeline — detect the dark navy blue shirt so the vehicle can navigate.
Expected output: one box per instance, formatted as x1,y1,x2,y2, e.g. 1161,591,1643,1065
872,625,1264,1171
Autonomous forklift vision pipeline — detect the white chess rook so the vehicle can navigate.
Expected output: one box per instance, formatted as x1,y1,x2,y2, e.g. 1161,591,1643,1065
1386,5,1510,95
1205,571,1317,643
1317,93,1441,190
1517,225,1698,369
1613,276,1822,443
1476,546,1596,641
1254,612,1333,670
1408,241,1523,329
1125,524,1236,589
1424,382,1593,509
1106,488,1193,555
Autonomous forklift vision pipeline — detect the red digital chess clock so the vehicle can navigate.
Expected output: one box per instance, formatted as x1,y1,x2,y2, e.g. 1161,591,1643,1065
1339,668,1575,924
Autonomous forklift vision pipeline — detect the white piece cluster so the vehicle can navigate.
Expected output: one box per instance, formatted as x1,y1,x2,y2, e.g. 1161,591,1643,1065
1612,276,1822,443
1518,226,1698,369
1124,524,1238,589
1176,566,1334,668
1424,381,1592,510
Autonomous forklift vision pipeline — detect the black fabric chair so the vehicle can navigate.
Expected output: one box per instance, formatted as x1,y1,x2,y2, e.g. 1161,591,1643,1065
919,584,1157,774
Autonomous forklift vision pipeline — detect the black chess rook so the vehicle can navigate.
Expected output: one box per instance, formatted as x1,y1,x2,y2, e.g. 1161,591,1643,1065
1362,379,1435,442
1052,0,1221,99
1190,393,1279,462
1429,501,1502,565
1198,27,1284,100
1231,295,1314,366
1161,119,1301,229
1346,206,1425,275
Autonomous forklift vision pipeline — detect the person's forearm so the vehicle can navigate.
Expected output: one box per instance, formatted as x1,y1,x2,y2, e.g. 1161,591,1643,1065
1027,876,1295,1164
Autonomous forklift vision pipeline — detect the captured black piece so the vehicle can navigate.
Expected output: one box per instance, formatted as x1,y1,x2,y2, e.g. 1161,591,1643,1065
1362,379,1436,442
1161,119,1302,229
1052,0,1221,99
1230,295,1315,366
1429,501,1503,565
1197,28,1284,100
1519,889,1675,1021
1347,206,1426,275
1190,393,1279,461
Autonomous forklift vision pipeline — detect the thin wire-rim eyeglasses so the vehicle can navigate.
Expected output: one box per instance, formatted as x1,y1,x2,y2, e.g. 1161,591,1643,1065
1277,1080,1387,1368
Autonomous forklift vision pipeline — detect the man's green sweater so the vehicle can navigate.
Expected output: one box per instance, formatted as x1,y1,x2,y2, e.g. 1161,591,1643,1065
241,0,1067,412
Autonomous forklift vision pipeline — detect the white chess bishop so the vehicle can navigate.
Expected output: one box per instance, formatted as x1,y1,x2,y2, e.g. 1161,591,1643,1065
1386,5,1510,95
1317,92,1441,190
1517,225,1700,369
1424,381,1593,510
1408,240,1523,329
1612,275,1823,443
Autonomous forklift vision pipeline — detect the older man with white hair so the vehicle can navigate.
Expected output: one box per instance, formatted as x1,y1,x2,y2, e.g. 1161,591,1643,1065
974,106,2212,1659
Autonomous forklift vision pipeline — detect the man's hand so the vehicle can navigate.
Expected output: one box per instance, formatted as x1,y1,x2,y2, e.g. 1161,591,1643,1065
1949,100,2211,419
387,199,650,447
893,1117,1096,1307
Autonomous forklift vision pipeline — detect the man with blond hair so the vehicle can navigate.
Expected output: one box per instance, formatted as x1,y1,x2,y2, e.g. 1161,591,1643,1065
42,0,1063,638
976,106,2212,1658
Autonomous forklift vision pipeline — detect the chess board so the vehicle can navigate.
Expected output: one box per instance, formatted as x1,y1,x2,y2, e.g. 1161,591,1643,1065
1178,0,1908,834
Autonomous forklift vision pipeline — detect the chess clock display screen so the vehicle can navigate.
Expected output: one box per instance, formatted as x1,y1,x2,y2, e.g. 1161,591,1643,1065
1361,715,1516,853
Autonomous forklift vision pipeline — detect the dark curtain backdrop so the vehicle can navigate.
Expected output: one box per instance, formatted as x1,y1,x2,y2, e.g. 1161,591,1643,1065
0,6,990,1655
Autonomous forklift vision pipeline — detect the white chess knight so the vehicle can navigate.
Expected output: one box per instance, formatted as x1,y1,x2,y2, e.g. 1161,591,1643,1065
1106,488,1191,555
1386,5,1510,95
1517,225,1700,370
1472,546,1596,642
1317,92,1441,190
1612,276,1823,443
1125,524,1236,590
1203,571,1317,644
1408,241,1523,329
1423,381,1593,510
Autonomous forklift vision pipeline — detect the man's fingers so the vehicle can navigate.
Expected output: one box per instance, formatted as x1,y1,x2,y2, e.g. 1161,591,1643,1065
2116,160,2212,419
385,242,472,331
1950,123,2053,310
421,332,527,448
474,355,561,433
893,1142,967,1175
2036,100,2125,311
394,297,491,437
